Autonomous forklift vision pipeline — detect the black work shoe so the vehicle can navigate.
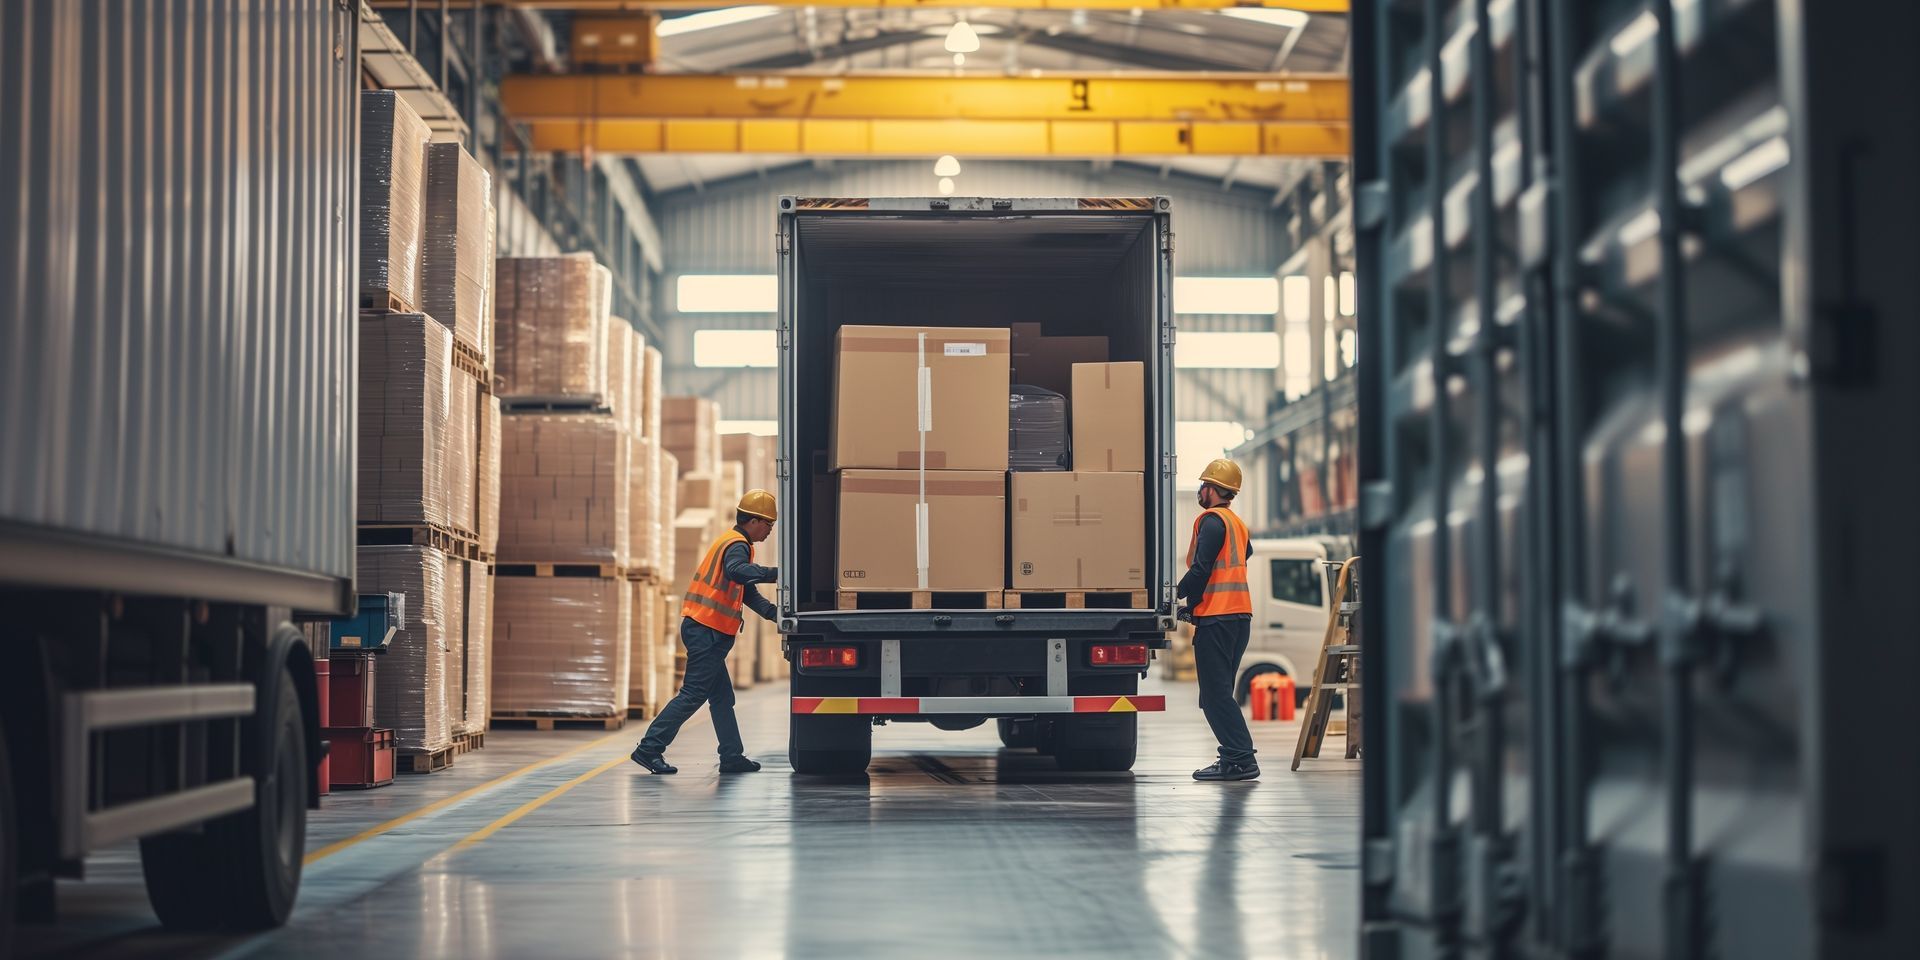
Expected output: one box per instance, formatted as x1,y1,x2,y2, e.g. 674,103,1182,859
630,746,677,774
718,756,762,774
1192,759,1260,782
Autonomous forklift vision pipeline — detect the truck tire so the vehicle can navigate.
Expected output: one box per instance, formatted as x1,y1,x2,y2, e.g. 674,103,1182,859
788,714,871,775
1,718,15,960
141,667,307,930
1051,714,1138,772
995,718,1040,749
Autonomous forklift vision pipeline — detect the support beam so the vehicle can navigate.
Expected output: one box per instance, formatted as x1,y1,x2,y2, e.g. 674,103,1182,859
500,73,1349,158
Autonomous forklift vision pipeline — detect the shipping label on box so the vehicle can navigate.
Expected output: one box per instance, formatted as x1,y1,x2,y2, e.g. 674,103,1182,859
1071,361,1146,473
836,470,1005,590
831,325,1010,471
1010,472,1145,590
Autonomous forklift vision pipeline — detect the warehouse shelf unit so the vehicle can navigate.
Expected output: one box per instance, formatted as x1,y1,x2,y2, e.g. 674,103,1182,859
1353,0,1918,958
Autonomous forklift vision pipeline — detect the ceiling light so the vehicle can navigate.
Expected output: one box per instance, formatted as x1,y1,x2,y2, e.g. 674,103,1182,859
1220,9,1311,30
953,52,966,66
938,177,956,196
933,155,962,177
944,20,980,54
656,6,780,38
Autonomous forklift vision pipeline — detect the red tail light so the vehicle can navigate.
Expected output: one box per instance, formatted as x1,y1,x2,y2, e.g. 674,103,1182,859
800,646,859,669
1089,644,1149,666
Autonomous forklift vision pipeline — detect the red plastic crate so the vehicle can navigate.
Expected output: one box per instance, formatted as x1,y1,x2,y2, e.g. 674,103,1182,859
322,727,395,790
329,653,376,729
315,659,331,796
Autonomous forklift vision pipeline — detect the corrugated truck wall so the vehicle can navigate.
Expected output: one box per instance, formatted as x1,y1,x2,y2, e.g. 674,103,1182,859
0,0,358,583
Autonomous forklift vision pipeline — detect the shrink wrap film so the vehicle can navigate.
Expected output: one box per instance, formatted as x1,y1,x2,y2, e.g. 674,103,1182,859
607,320,636,428
359,545,453,754
628,326,649,438
461,566,494,734
628,581,660,717
478,395,502,555
420,142,492,359
358,315,452,529
494,254,611,402
1009,385,1070,472
629,437,659,576
642,346,664,441
493,575,631,716
657,448,680,584
498,413,630,566
443,552,467,739
359,91,429,308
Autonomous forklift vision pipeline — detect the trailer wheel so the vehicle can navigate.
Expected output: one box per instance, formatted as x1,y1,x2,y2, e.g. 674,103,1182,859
142,666,308,930
788,714,871,775
1051,715,1138,772
995,718,1040,749
1,717,16,960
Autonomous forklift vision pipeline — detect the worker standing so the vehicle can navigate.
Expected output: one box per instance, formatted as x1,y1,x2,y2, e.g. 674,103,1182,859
1179,459,1260,781
631,490,780,774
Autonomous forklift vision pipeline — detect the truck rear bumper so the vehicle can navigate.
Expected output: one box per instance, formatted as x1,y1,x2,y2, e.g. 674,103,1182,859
792,695,1165,715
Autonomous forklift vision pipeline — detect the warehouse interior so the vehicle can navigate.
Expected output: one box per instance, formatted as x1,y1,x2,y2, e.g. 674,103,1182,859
2,1,1916,958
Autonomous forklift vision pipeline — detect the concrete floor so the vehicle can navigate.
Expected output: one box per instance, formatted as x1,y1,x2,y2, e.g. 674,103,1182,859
18,677,1361,960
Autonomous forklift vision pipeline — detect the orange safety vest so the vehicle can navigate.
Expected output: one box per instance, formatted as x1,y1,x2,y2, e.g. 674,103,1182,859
681,529,751,635
1186,506,1252,617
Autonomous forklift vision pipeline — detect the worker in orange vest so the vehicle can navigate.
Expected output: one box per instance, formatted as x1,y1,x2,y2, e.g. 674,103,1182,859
1179,459,1259,781
631,489,780,775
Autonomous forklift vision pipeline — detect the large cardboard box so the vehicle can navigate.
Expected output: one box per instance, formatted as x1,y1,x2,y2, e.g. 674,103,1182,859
359,314,455,530
1011,325,1108,397
722,432,774,493
836,470,1005,590
1071,361,1146,472
497,414,630,565
420,142,493,364
1010,472,1145,590
662,396,718,474
831,325,1010,471
494,255,611,402
492,575,630,717
359,91,429,308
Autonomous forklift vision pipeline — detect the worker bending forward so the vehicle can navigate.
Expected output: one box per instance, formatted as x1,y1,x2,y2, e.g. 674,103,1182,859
1179,459,1260,782
631,490,780,775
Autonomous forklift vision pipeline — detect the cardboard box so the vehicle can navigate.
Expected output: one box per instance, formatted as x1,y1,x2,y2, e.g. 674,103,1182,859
662,396,718,474
1011,327,1108,397
831,325,1010,471
359,91,429,308
494,255,611,402
358,315,454,529
420,142,493,364
356,545,456,754
492,575,630,717
497,414,630,565
1010,472,1145,590
836,470,1005,590
1071,362,1146,472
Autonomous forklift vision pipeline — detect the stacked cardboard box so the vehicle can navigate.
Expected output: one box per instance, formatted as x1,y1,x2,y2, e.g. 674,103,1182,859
831,325,1011,595
358,315,459,530
492,576,631,716
421,142,494,366
662,396,719,474
359,91,429,310
494,254,612,404
497,414,629,566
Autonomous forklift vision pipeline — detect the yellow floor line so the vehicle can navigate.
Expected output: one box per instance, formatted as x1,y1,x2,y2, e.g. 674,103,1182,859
304,727,634,865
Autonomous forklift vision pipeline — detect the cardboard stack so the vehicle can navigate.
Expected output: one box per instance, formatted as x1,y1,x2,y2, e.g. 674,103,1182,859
358,91,429,311
1009,361,1147,592
491,256,657,722
662,396,719,475
422,142,494,367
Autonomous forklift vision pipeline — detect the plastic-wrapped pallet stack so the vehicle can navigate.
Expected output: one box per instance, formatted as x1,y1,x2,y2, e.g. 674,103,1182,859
493,254,667,727
358,91,428,312
625,339,666,718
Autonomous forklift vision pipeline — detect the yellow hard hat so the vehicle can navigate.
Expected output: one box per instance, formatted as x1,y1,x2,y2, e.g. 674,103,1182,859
738,488,778,521
1198,458,1243,493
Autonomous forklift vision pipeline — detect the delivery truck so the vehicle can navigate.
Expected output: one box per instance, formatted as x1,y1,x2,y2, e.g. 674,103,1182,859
776,196,1177,774
0,1,355,949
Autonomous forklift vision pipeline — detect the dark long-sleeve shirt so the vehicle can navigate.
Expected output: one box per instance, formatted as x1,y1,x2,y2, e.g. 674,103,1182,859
722,535,779,622
1177,512,1253,620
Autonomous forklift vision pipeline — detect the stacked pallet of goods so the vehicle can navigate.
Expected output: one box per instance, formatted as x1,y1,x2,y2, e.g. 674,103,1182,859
722,432,787,685
491,253,653,730
622,341,667,719
349,91,500,778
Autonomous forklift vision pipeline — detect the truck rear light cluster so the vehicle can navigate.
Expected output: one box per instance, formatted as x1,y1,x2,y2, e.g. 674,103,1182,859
800,646,860,669
1088,644,1149,666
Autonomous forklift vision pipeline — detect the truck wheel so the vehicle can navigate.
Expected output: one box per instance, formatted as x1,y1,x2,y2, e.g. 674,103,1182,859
1,718,16,959
142,667,308,930
788,714,871,775
996,718,1039,749
1051,715,1138,772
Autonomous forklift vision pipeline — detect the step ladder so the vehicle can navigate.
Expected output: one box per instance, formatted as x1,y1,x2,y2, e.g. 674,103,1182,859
1292,557,1361,771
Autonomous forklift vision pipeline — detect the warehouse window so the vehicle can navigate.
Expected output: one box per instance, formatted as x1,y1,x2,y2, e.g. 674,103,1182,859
1174,277,1280,315
657,6,779,37
1176,332,1281,369
693,329,777,367
1270,559,1323,606
676,274,776,313
1176,421,1252,489
718,420,778,436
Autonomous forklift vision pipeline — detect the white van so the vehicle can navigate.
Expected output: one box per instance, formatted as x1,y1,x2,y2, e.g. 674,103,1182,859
1231,535,1353,706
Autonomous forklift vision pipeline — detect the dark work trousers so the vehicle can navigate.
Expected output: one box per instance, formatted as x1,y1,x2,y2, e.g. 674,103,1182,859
1192,616,1257,766
638,618,744,759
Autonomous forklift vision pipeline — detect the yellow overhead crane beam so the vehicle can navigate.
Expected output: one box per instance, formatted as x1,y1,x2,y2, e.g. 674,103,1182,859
499,73,1350,158
372,2,1346,11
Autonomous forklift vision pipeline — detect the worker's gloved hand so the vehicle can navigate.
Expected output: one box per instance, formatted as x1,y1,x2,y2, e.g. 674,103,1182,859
1176,605,1194,624
764,566,779,583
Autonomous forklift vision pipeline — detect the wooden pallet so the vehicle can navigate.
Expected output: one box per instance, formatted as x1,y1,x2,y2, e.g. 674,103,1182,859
500,397,611,415
397,744,455,774
452,339,491,385
358,288,417,315
357,523,481,560
835,589,1004,611
491,712,626,731
451,730,486,755
1002,589,1149,610
623,565,662,584
494,561,624,579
